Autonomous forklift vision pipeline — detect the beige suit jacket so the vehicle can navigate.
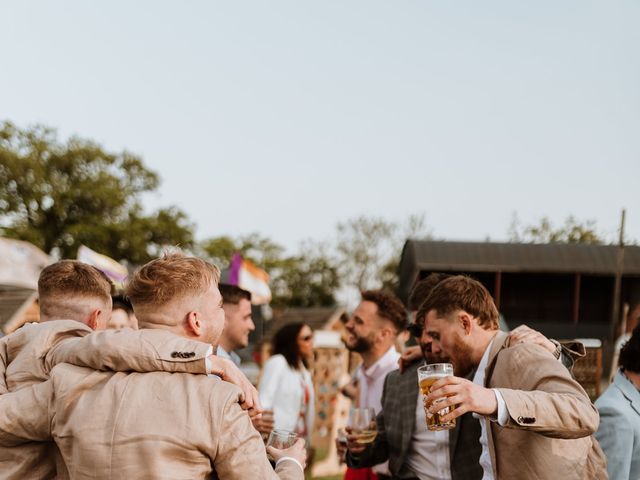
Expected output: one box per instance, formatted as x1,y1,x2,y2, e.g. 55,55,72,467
0,364,302,480
484,331,607,479
0,321,210,480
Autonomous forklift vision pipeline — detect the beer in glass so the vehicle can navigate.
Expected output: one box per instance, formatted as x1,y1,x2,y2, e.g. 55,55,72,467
417,363,455,431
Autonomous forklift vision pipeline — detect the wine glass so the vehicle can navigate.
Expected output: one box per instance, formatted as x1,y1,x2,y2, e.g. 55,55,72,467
347,407,377,444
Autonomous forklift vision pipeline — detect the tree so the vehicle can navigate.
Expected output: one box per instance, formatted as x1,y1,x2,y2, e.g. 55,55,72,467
508,214,603,244
335,213,431,293
200,234,339,307
0,121,194,262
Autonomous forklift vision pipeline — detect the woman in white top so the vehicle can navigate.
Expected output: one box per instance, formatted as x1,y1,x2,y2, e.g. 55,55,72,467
259,322,315,440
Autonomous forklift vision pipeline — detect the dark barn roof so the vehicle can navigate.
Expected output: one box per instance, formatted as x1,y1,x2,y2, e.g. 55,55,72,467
399,240,640,301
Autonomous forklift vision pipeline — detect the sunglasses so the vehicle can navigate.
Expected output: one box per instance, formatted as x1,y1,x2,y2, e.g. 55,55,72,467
299,335,313,342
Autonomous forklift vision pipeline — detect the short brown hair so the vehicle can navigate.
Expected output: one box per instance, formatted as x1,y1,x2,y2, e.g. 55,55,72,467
408,273,451,312
418,275,499,330
126,253,220,309
219,284,252,305
361,290,407,333
38,260,112,318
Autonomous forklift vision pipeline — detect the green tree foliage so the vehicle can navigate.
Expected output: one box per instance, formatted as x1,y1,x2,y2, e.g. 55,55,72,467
200,234,339,307
0,121,194,262
336,213,430,293
508,214,603,244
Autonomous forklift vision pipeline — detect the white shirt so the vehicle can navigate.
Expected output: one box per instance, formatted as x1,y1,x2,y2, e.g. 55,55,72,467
357,345,401,475
259,354,315,437
471,337,509,480
405,389,451,480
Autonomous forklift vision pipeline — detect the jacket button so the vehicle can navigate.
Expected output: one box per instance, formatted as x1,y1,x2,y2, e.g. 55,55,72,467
171,352,178,358
189,352,196,358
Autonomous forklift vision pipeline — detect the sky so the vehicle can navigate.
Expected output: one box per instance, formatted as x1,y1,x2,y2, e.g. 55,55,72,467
1,1,639,253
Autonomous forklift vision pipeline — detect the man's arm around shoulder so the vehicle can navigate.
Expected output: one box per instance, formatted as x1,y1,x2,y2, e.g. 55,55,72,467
493,342,599,439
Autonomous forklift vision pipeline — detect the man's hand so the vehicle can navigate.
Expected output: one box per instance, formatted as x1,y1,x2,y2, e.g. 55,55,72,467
509,325,556,356
426,376,497,423
267,438,307,469
398,345,422,373
344,426,367,455
208,355,261,411
252,408,274,440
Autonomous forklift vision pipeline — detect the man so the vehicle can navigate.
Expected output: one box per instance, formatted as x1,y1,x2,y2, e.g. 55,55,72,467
0,254,304,479
343,289,407,480
217,283,254,365
0,260,259,479
596,324,640,479
420,275,606,479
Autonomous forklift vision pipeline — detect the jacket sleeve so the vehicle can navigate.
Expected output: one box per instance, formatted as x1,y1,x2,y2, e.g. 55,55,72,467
595,399,634,479
559,341,586,372
259,355,286,409
0,380,53,446
211,386,304,480
347,376,390,468
0,336,8,394
494,343,599,439
45,328,210,375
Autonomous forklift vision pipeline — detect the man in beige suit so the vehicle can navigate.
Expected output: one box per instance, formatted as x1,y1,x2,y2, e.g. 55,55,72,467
0,254,305,479
419,275,607,480
0,260,259,480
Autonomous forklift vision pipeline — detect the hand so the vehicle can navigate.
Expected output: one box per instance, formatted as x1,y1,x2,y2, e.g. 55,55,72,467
398,345,422,373
335,436,347,463
208,355,261,411
509,325,555,356
252,409,274,437
267,438,307,469
426,376,497,423
344,426,367,455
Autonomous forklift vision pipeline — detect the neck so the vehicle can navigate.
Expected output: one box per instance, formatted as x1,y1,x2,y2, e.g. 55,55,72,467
624,369,640,389
472,328,499,365
360,343,392,369
218,336,234,354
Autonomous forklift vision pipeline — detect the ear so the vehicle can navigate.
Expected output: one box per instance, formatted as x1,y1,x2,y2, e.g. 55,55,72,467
86,309,101,330
459,312,473,335
186,311,202,337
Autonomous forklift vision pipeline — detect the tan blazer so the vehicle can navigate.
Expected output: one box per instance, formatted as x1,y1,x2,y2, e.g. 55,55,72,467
0,364,303,480
0,321,211,480
484,331,607,479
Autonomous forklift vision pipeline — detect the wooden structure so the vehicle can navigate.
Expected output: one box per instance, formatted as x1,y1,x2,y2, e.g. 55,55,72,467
399,240,640,341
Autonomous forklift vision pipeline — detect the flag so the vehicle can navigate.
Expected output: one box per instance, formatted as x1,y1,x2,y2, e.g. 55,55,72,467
77,245,128,289
228,253,271,305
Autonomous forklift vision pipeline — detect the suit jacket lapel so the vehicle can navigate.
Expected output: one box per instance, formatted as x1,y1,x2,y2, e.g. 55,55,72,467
482,330,509,480
614,370,640,417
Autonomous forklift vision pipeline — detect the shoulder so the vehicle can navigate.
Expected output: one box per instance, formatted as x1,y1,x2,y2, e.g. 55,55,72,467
596,383,630,412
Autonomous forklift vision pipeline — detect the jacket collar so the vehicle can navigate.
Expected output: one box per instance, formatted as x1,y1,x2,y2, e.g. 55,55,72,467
613,370,640,416
482,330,509,388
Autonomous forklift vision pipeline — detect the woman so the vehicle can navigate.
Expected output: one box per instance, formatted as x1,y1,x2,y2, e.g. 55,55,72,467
259,322,315,441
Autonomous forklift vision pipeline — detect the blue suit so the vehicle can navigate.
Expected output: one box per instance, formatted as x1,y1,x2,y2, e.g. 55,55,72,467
595,370,640,480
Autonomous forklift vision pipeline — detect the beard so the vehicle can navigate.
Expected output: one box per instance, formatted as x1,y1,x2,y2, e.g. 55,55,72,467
448,330,476,377
346,333,374,353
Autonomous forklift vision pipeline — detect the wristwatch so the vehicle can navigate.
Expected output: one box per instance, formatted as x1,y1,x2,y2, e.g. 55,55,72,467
549,339,562,360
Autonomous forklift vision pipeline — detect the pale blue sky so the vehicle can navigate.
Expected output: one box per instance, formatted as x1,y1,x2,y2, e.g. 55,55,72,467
1,1,638,251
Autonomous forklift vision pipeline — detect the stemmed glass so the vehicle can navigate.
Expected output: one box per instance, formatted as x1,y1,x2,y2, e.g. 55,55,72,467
347,407,377,444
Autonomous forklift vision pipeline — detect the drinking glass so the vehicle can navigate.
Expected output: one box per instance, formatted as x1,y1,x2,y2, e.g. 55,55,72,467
266,429,297,450
347,407,377,444
417,363,456,431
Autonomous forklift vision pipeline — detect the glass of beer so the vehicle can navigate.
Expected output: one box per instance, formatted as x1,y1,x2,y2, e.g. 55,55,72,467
418,363,456,431
347,407,377,444
266,429,297,449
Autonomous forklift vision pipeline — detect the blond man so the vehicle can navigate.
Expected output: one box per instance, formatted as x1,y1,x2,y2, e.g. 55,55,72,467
0,254,305,480
0,259,258,480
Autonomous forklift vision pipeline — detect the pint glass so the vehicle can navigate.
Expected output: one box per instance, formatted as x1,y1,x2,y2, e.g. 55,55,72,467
417,363,456,431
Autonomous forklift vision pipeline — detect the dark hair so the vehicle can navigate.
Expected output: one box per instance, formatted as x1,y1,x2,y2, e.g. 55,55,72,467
619,325,640,374
219,284,252,305
272,322,309,369
112,294,133,314
418,275,499,330
361,290,407,333
408,273,452,312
